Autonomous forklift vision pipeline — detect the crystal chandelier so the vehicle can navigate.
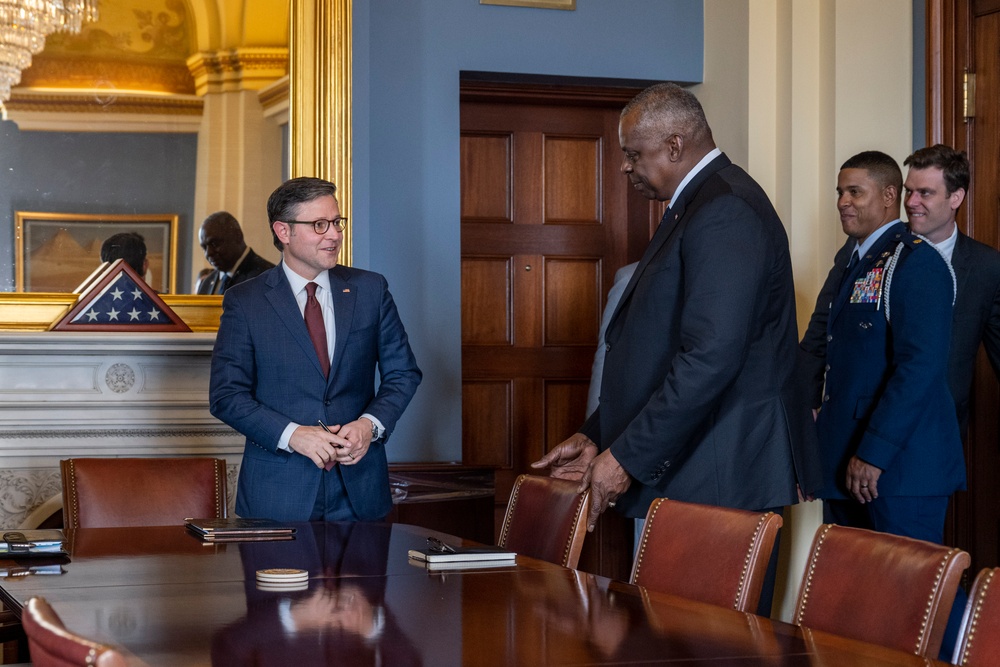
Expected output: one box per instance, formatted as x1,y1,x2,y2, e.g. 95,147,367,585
0,0,99,104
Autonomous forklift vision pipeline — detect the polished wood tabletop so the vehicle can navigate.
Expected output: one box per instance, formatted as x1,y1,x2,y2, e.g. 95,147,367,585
0,522,948,666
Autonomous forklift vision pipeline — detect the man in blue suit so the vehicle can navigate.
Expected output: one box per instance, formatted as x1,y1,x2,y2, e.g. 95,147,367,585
210,177,421,522
814,151,963,543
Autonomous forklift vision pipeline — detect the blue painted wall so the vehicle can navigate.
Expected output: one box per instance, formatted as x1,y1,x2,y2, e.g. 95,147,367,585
0,122,198,291
354,0,704,461
0,0,929,465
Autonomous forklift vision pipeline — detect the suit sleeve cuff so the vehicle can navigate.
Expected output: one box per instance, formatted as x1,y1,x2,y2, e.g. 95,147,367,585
278,422,299,452
856,430,901,472
362,413,385,441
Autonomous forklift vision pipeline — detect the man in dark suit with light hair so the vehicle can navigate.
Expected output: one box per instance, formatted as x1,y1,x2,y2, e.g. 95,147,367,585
532,84,819,615
210,177,421,522
904,145,1000,429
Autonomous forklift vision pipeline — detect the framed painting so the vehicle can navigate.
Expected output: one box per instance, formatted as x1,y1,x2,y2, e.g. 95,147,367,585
480,0,575,9
15,212,179,294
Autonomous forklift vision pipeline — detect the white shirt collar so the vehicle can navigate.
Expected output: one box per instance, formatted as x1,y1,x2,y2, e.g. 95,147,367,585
668,147,723,210
925,223,959,263
282,262,332,297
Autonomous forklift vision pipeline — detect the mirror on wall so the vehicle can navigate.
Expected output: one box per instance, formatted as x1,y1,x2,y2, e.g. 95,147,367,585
0,0,289,295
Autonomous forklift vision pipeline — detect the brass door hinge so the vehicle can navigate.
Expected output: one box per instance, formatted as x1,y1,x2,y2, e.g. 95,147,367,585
964,70,976,121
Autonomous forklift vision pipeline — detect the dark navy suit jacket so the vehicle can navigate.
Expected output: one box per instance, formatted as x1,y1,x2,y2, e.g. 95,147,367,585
947,232,1000,428
801,230,1000,431
209,263,421,521
197,248,275,294
814,222,965,499
579,153,820,518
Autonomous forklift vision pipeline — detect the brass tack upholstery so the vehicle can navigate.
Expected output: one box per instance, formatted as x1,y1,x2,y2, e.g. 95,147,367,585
498,474,590,569
793,523,969,658
61,457,227,528
629,498,783,613
22,596,129,667
953,568,1000,666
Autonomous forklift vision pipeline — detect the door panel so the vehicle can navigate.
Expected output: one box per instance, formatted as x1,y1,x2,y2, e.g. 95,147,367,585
460,81,650,579
543,136,602,222
461,133,512,220
461,257,511,345
929,0,1000,577
543,258,600,346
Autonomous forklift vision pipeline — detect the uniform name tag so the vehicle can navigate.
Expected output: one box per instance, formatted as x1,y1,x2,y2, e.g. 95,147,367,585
850,267,884,304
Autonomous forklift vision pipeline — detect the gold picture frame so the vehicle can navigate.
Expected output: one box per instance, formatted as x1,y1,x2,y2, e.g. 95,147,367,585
15,212,179,294
480,0,575,10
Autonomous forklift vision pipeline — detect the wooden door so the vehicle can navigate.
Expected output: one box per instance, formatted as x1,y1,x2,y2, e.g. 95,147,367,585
459,80,653,579
929,0,1000,577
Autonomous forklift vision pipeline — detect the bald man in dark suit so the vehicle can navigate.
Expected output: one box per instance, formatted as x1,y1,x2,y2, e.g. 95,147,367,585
533,85,819,619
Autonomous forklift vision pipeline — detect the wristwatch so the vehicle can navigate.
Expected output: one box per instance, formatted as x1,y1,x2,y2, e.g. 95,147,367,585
367,418,381,441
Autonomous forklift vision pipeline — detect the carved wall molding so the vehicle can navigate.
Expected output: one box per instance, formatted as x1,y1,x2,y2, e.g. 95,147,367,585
0,468,62,529
0,331,242,528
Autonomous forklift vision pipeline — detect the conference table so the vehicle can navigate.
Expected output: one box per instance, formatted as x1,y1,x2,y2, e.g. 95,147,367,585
0,522,948,666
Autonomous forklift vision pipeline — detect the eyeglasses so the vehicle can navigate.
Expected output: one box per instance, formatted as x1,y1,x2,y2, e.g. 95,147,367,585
281,217,348,234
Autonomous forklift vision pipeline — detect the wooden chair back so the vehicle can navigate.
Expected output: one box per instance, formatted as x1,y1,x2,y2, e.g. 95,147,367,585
22,597,128,667
630,498,783,612
794,523,969,657
61,457,227,528
498,474,589,568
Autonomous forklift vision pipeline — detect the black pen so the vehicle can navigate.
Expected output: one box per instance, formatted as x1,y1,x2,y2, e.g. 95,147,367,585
317,419,345,448
426,536,457,554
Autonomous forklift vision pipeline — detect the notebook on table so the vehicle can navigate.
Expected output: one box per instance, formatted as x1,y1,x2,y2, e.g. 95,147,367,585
407,541,516,564
0,530,67,558
185,518,296,542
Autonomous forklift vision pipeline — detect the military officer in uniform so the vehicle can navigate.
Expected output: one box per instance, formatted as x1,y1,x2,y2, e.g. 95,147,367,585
813,150,963,544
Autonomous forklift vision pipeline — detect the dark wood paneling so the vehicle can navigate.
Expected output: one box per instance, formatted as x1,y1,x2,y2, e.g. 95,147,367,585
930,0,1000,580
462,381,512,467
543,258,601,346
973,0,1000,15
544,380,590,454
543,136,601,223
460,133,512,221
461,257,512,345
461,82,652,580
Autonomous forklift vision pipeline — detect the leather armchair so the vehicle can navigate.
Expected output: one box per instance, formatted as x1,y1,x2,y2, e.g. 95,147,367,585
630,498,782,613
794,523,969,657
61,457,227,528
22,597,128,667
498,474,589,569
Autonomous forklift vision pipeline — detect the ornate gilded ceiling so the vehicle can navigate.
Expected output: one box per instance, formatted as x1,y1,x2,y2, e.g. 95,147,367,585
14,0,287,97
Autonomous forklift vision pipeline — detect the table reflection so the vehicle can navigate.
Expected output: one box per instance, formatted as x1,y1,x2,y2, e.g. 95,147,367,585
212,522,421,666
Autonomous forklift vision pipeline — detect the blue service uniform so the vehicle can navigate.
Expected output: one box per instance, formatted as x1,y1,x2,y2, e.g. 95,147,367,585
816,221,964,540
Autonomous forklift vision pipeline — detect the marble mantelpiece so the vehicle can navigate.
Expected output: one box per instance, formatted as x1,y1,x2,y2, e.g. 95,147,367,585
0,331,242,528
